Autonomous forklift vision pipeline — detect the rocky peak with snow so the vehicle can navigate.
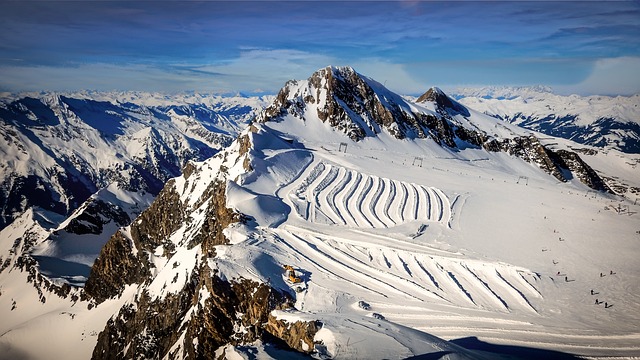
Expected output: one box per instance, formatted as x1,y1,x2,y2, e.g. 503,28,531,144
416,86,468,116
260,65,437,141
259,66,612,193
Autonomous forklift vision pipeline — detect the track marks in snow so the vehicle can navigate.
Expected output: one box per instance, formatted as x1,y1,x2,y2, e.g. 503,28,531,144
283,228,544,314
292,162,451,228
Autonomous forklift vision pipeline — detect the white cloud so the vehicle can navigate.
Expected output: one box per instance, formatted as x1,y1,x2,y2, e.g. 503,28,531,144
188,49,337,92
0,49,339,93
0,63,224,92
554,57,640,96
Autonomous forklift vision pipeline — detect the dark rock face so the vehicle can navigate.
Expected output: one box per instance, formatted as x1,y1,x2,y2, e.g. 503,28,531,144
83,230,151,303
85,142,317,358
546,149,612,192
65,199,131,235
417,87,469,116
85,180,185,302
483,135,565,180
91,266,317,359
188,180,242,254
260,66,436,141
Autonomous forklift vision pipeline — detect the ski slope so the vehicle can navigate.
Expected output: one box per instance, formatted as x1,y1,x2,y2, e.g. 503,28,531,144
211,111,640,358
290,162,451,228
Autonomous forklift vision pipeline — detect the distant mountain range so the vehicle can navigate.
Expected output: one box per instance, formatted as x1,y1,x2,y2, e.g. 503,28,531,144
0,92,271,231
451,86,640,153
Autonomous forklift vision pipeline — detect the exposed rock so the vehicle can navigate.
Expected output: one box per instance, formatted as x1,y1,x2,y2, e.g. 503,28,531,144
129,179,184,252
182,161,198,180
259,66,432,141
187,180,242,254
84,230,151,303
484,135,564,181
417,87,469,116
264,315,320,353
85,179,185,302
92,265,315,360
546,149,612,192
64,199,131,235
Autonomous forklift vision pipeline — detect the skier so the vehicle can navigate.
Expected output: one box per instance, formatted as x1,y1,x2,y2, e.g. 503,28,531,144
600,272,604,277
564,276,568,282
595,299,599,305
605,302,608,308
590,289,594,295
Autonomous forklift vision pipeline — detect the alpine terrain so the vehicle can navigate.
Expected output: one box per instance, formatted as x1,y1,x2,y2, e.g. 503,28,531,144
0,67,639,359
453,86,640,154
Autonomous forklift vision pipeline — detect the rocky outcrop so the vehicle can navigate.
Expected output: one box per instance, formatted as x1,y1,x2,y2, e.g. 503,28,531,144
259,66,429,141
264,315,320,353
92,266,317,360
84,230,151,303
85,179,185,302
546,149,612,192
417,87,469,116
64,199,131,235
86,128,318,358
189,180,242,255
483,135,565,180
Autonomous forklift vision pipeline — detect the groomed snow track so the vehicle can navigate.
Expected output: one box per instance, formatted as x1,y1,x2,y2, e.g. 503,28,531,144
276,227,543,315
291,163,451,228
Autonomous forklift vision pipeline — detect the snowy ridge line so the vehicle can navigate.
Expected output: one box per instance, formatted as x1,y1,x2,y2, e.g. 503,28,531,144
365,176,386,227
412,256,443,291
409,184,419,221
354,175,375,227
380,178,396,226
328,168,351,226
318,237,445,302
273,231,389,298
291,162,451,228
313,165,339,223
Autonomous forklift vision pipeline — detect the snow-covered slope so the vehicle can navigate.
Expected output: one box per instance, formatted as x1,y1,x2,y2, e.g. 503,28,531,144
452,86,640,154
1,67,639,359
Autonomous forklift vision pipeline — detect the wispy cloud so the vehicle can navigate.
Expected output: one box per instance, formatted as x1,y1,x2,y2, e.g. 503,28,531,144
0,1,638,95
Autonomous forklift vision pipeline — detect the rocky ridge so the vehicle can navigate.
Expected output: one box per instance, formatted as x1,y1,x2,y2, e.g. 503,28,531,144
260,66,611,193
84,125,319,359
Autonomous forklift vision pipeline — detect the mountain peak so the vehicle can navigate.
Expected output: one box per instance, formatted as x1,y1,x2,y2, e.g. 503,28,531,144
416,86,469,116
259,65,432,141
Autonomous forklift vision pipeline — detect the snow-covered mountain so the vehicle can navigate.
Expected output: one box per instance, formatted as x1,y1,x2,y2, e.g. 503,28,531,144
1,67,639,359
0,91,270,231
452,86,640,154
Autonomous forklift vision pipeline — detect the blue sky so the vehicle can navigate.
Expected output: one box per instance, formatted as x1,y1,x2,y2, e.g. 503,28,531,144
1,1,639,95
